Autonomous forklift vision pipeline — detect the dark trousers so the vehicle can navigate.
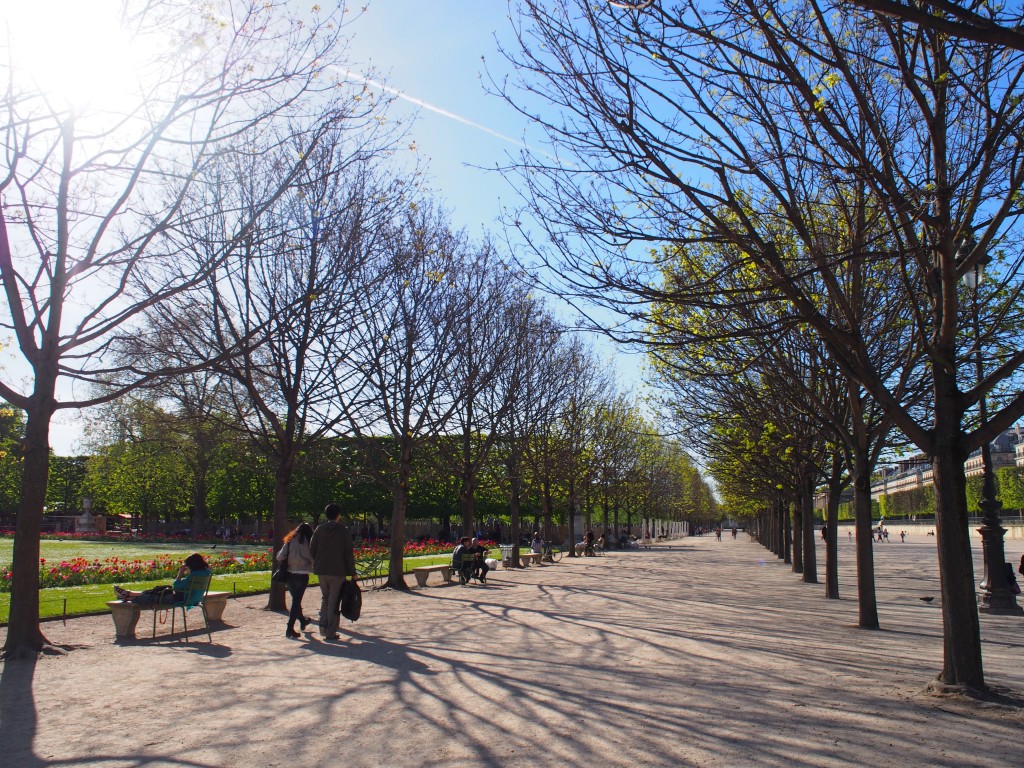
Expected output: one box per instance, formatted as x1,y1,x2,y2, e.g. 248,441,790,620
286,573,309,629
318,574,344,635
471,558,489,581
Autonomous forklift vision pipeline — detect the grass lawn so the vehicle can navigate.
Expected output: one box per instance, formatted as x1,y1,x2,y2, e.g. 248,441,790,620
0,538,270,564
0,549,489,623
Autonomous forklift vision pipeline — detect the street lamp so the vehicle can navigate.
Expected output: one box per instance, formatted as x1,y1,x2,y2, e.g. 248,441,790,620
960,236,1022,615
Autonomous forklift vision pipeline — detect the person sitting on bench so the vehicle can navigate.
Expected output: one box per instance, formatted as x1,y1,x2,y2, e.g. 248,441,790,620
114,553,212,606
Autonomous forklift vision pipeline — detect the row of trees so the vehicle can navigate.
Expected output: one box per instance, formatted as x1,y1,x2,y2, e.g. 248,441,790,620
0,1,712,658
0,391,717,545
502,0,1024,692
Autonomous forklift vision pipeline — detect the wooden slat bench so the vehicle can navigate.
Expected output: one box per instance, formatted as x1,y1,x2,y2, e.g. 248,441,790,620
107,591,229,640
412,564,454,587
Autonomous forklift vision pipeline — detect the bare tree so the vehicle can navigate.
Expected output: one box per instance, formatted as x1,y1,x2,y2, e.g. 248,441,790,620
344,201,476,589
0,0,363,657
495,300,566,565
445,249,530,537
504,0,1024,691
552,338,614,555
844,0,1024,51
154,126,405,610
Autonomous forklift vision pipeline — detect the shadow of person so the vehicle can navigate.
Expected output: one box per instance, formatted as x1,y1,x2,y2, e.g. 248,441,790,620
299,630,438,677
0,656,45,768
182,643,233,659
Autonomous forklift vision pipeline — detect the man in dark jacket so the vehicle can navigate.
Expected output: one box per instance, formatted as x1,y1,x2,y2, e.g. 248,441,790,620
467,537,490,583
309,503,356,640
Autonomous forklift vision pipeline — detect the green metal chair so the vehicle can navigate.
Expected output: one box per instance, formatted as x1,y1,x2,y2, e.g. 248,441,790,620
151,573,213,642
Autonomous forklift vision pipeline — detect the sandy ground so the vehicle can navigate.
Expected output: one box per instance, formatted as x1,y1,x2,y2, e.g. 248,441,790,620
1,535,1023,768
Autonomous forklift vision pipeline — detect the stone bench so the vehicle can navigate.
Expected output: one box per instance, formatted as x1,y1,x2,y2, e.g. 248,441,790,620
107,591,230,640
412,564,454,587
519,552,543,566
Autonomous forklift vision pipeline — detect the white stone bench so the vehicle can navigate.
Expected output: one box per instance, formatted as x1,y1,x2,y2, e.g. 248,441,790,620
519,552,543,566
411,564,453,587
107,591,230,640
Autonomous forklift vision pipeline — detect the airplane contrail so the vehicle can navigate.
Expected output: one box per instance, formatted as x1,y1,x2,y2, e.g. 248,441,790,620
335,68,552,158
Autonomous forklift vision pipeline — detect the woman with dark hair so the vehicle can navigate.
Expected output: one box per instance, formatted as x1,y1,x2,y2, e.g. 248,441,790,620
114,553,212,606
278,522,315,638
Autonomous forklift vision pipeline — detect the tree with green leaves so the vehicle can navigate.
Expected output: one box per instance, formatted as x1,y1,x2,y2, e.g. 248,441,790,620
504,0,1024,691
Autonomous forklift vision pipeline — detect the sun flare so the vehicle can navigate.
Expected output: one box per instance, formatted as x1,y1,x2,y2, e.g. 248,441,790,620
3,1,153,112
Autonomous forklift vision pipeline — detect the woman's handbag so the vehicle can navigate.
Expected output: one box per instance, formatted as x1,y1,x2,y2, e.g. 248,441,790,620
340,578,362,622
272,543,291,584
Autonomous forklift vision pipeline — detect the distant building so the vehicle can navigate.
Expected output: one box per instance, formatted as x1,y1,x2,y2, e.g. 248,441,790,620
871,426,1024,501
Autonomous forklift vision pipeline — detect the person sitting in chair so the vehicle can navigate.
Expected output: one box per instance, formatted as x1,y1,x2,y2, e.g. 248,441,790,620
452,537,474,585
467,537,490,583
530,533,544,555
114,553,212,605
584,530,596,557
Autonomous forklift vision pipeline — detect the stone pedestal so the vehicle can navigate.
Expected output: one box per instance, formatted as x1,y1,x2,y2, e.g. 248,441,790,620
203,592,228,622
106,601,141,639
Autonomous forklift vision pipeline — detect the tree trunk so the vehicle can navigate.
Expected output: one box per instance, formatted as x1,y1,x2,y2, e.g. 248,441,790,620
801,472,818,584
385,440,412,590
3,403,55,658
852,447,880,629
824,456,843,599
508,450,523,566
783,499,792,565
191,458,210,538
541,475,554,543
266,452,295,611
931,431,985,689
567,477,577,557
774,496,785,559
792,500,803,574
459,473,476,543
459,426,476,535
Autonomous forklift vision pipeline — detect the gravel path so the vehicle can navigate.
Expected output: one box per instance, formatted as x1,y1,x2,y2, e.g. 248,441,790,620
1,535,1022,767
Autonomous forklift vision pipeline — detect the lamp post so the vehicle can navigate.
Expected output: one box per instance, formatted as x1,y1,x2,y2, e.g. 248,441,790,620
960,237,1022,615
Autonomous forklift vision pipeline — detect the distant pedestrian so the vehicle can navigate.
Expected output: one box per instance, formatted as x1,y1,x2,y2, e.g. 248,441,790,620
900,530,906,543
848,530,853,542
820,524,827,541
309,503,356,641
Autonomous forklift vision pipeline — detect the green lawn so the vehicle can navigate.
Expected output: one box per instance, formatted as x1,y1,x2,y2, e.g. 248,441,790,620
0,549,488,623
0,538,270,563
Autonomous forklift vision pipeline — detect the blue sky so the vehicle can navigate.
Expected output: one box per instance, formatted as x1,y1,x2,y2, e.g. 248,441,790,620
343,3,646,370
344,2,537,237
41,1,645,453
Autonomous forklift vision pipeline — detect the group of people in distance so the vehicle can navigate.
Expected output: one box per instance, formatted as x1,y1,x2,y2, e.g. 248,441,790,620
452,536,490,584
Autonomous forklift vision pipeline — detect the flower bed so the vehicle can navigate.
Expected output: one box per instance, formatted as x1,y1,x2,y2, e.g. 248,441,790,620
356,538,495,559
0,538,492,592
2,551,273,591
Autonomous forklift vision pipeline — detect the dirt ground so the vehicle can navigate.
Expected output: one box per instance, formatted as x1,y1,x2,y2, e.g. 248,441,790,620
1,534,1023,768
